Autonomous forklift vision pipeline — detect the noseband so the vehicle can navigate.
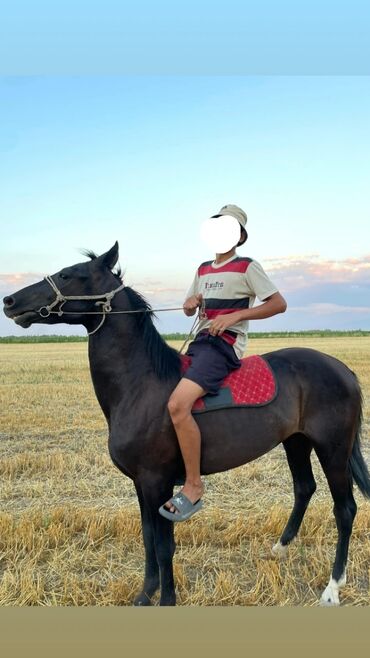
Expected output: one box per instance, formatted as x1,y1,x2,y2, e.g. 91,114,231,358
38,275,126,335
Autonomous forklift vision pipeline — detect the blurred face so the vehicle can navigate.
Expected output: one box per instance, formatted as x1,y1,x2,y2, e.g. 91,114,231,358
200,215,241,254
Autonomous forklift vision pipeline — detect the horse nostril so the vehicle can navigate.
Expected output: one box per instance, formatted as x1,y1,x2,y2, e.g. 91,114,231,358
3,296,15,307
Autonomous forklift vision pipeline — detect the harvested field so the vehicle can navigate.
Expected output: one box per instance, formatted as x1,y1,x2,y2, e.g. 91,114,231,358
0,336,369,606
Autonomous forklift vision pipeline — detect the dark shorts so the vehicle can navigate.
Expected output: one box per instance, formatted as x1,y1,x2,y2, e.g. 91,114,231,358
182,331,242,395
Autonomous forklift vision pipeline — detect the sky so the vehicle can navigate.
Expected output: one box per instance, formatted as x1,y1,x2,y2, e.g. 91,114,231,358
0,75,369,335
1,2,369,75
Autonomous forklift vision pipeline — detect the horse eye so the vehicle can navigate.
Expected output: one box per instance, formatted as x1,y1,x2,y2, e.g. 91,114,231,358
59,273,69,280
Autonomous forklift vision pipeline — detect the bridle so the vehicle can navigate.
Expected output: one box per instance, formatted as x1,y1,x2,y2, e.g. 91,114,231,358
37,275,126,335
37,275,204,350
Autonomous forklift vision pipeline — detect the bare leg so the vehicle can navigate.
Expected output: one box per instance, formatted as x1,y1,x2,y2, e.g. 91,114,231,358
165,378,207,511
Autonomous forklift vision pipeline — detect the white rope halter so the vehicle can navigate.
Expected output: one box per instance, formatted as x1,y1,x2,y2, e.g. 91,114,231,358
38,275,126,335
38,275,204,348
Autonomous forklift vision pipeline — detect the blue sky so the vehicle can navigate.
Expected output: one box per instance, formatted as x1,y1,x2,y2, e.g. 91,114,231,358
1,75,369,335
1,2,369,74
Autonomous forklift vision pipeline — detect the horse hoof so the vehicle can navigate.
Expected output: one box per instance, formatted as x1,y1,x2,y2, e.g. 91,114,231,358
133,592,153,606
272,541,288,559
320,573,346,606
159,597,176,606
320,584,340,606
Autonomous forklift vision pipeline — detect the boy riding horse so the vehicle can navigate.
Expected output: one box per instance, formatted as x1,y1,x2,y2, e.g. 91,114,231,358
159,204,287,521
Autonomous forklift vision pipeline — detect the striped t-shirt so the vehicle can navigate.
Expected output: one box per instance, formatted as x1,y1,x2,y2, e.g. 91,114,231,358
185,253,278,359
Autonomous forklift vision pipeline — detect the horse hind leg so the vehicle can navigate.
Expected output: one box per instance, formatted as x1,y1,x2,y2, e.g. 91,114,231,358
272,433,316,558
314,443,357,607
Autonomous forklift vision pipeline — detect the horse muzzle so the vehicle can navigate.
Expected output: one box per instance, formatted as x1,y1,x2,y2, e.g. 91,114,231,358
3,297,39,327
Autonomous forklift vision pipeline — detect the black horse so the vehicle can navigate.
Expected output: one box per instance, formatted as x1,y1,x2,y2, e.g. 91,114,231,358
3,243,370,606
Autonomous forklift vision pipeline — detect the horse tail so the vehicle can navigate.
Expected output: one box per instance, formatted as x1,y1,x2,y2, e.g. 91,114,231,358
349,380,370,499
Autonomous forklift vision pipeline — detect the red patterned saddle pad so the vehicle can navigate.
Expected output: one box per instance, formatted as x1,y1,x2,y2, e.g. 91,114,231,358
181,354,277,413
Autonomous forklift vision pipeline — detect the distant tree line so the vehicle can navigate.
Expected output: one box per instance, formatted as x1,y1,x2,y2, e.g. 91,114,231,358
0,330,369,344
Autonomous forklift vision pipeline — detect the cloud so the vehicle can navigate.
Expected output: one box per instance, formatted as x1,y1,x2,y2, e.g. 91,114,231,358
140,287,184,296
0,272,44,294
265,254,370,291
258,255,370,330
1,255,370,334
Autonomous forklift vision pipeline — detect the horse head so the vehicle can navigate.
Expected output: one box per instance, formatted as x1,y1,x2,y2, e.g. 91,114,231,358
3,242,121,330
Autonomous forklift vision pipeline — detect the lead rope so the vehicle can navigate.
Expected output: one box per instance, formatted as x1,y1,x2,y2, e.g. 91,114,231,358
177,298,205,354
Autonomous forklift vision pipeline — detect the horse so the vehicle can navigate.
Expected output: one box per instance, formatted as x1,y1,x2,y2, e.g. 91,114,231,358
3,242,370,606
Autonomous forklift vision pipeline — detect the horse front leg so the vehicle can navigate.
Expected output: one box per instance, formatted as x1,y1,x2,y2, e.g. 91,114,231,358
133,482,160,606
140,475,177,606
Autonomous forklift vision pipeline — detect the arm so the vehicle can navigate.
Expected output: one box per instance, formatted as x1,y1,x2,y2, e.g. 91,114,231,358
208,292,287,336
234,291,287,322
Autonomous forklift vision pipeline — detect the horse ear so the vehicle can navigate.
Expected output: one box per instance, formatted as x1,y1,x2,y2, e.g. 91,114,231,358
101,242,119,270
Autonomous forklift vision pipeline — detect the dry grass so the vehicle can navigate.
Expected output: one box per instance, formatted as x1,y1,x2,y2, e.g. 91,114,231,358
0,337,369,606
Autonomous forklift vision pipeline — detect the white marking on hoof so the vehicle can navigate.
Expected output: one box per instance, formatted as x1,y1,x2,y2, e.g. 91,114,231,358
272,541,288,559
320,572,346,607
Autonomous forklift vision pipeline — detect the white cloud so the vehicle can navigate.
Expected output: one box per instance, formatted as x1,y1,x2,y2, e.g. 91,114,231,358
264,253,370,291
1,256,370,334
0,272,44,294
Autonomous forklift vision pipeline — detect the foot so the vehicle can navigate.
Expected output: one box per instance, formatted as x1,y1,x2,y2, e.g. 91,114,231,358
158,489,204,522
164,481,204,514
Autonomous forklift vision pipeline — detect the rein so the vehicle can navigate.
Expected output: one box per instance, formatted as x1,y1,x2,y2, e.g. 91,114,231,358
37,275,204,351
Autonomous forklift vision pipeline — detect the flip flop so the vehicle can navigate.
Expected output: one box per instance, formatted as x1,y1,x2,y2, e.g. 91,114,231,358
158,492,203,522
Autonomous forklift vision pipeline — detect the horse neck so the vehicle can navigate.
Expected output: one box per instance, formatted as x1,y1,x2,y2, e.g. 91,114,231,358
88,310,137,357
87,312,176,419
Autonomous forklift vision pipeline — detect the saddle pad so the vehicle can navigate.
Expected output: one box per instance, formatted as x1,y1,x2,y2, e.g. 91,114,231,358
180,354,277,413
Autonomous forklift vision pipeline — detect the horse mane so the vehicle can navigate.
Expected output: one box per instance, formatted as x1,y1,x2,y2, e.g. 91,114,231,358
82,248,181,380
83,249,98,260
124,286,182,381
81,248,123,282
